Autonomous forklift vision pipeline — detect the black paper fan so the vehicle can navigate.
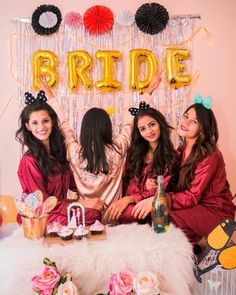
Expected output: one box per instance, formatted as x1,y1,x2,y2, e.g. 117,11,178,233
31,5,62,36
135,2,169,35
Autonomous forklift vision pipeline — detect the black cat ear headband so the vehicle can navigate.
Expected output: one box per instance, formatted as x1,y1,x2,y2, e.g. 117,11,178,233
24,90,47,105
128,101,150,116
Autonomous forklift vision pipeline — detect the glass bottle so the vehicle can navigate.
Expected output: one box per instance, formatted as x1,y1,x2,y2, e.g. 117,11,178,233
151,175,170,233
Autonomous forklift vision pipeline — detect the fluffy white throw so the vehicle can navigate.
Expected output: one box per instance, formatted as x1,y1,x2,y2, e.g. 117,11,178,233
0,223,196,295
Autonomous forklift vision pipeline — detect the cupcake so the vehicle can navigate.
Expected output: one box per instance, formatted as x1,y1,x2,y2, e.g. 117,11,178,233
74,225,89,240
47,222,64,237
58,228,73,241
89,220,105,235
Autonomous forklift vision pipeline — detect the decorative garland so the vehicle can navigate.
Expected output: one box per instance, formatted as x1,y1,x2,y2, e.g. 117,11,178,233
30,3,170,36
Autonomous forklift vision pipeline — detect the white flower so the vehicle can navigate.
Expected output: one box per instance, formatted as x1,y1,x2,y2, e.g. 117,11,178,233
57,280,79,295
133,271,160,295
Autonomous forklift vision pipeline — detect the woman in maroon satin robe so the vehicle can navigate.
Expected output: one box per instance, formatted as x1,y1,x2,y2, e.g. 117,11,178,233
16,92,77,225
135,98,235,245
104,106,177,223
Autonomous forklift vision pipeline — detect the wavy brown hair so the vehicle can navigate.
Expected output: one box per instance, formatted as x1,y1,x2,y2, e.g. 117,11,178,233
175,103,218,191
16,101,69,182
124,107,177,189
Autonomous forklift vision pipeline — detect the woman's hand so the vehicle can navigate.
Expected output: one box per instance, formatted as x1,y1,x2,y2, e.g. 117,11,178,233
39,77,55,100
79,198,105,211
145,178,157,191
104,196,134,222
144,65,162,95
132,197,154,220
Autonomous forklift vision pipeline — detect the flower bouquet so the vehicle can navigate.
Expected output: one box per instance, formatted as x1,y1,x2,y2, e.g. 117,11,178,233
97,270,160,295
32,258,79,295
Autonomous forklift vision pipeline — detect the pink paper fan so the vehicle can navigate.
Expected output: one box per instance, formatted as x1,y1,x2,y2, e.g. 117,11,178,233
64,11,82,27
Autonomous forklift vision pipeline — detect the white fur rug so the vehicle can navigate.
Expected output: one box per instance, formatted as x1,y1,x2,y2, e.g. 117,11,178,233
0,223,196,295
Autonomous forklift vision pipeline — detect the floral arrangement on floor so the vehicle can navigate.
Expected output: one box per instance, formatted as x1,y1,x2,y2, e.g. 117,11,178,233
32,258,160,295
31,258,79,295
97,270,160,295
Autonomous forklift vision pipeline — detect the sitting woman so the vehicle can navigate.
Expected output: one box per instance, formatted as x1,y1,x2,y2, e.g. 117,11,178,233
104,104,177,223
134,95,235,247
16,91,77,225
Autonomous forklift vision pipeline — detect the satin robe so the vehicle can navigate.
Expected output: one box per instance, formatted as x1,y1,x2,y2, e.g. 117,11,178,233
17,152,78,225
167,147,235,243
120,163,170,223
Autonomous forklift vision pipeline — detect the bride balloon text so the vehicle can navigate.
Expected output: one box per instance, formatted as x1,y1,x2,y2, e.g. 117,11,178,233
32,48,191,92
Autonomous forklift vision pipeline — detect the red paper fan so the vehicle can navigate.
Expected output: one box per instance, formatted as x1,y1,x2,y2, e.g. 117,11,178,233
83,5,114,35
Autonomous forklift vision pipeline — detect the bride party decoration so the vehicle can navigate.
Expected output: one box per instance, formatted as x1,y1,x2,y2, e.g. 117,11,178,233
12,3,200,148
32,50,59,90
31,5,62,36
83,5,114,35
32,48,191,93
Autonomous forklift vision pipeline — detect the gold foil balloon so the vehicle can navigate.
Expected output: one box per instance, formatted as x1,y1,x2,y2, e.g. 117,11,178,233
129,49,157,92
67,51,92,92
165,48,191,89
32,50,59,90
95,50,121,91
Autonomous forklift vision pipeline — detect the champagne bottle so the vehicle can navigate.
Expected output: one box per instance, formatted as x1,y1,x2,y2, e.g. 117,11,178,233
151,175,170,233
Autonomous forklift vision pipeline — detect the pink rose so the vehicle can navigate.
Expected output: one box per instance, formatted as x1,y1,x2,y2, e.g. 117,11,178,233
109,271,134,295
32,265,61,294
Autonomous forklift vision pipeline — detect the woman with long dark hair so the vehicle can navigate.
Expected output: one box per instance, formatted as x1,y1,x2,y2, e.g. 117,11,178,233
166,100,235,245
104,104,177,223
137,95,235,246
16,92,77,225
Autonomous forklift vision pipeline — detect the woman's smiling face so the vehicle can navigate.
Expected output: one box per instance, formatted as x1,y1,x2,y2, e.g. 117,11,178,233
137,115,161,145
26,110,53,147
178,107,200,141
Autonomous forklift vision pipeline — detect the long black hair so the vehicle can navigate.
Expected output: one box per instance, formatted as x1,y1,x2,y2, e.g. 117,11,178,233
16,101,69,181
124,107,177,187
80,107,118,174
176,103,218,191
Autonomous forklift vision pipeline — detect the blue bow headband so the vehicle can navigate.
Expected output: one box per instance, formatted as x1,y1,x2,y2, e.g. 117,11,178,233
24,90,47,105
193,93,212,109
128,101,150,116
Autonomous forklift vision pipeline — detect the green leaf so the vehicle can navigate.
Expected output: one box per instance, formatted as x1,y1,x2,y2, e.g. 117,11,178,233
43,257,57,269
43,257,51,265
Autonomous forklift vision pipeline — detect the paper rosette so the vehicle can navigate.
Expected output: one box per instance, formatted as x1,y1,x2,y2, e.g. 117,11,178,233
31,4,62,36
116,10,135,27
83,5,114,35
64,11,82,28
135,2,169,35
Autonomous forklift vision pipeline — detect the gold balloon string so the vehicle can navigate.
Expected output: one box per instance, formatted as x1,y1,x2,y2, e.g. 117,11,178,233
186,69,201,97
0,95,17,119
9,34,19,82
65,26,207,49
157,26,211,47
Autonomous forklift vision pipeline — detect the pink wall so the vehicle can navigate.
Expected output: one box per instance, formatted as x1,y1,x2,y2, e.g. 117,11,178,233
1,0,235,196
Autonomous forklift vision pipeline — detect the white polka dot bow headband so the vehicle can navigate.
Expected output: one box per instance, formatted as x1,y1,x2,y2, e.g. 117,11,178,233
24,90,47,105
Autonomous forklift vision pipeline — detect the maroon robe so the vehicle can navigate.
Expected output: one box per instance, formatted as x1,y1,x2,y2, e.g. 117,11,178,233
120,163,170,223
167,148,235,244
17,152,77,225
